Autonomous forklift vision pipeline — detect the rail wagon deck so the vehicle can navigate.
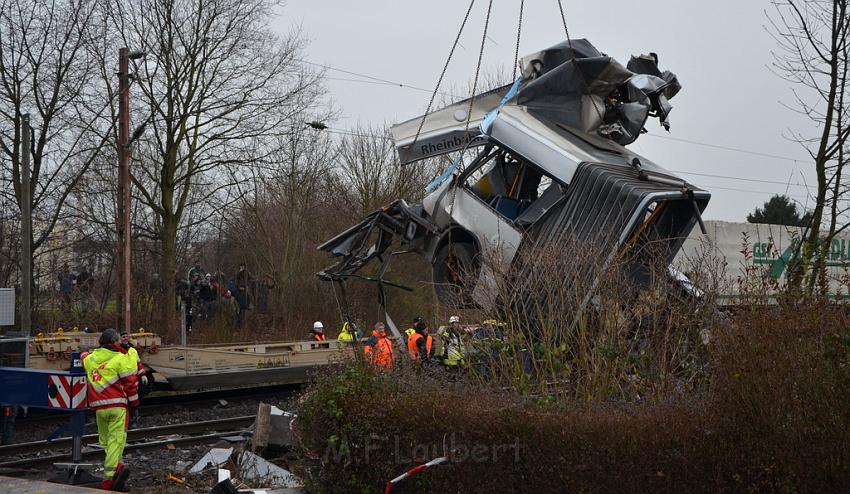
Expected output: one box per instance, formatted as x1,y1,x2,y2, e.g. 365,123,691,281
19,330,351,391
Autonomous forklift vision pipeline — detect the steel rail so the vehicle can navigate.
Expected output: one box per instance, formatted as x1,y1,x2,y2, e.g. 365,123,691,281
16,383,298,425
0,415,255,464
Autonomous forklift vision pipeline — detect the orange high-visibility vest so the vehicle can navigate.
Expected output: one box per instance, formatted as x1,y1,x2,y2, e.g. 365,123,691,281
372,336,394,368
407,332,433,360
312,333,326,341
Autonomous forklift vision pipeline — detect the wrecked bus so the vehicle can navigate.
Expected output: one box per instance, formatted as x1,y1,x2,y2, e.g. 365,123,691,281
318,39,710,314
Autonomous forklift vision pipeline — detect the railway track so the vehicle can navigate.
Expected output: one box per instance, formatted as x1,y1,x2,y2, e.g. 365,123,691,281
139,383,301,414
14,383,299,425
0,415,256,468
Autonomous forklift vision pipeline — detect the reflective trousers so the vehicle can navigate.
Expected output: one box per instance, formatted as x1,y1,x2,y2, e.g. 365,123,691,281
96,407,128,478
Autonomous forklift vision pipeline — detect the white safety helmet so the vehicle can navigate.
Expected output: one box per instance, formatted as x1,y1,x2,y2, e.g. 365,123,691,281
313,321,324,332
449,315,460,324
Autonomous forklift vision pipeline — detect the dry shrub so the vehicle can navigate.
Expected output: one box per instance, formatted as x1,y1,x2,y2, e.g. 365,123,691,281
296,235,850,492
464,235,716,402
297,308,850,493
709,300,850,491
296,362,714,493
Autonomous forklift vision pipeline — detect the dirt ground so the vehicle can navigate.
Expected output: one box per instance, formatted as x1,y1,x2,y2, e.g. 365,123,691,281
5,394,299,493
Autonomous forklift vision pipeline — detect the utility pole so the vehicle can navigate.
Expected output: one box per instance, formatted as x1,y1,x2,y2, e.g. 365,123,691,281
117,48,131,335
20,114,32,335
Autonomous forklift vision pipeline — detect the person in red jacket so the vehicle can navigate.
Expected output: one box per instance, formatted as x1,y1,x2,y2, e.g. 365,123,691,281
82,329,139,491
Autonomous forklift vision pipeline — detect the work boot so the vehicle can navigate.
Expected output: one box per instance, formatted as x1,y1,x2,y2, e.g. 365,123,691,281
111,463,131,492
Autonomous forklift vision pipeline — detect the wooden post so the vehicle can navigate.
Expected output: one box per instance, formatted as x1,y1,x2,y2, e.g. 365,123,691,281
117,48,132,334
252,402,271,451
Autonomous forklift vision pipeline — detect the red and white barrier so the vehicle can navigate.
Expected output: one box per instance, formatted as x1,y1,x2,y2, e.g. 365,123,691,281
384,456,448,494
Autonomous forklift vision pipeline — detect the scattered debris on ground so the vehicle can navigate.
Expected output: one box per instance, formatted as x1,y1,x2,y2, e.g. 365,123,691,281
6,397,302,493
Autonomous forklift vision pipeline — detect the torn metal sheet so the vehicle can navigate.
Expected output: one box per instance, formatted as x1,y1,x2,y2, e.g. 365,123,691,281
238,450,302,488
392,39,682,166
519,39,681,146
190,447,233,473
319,38,709,315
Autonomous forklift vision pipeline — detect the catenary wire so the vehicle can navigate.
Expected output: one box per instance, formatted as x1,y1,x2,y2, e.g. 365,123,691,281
304,60,816,169
320,126,813,193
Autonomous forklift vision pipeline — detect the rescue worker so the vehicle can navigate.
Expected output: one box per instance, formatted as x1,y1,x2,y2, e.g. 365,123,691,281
310,321,327,341
363,327,379,357
119,330,148,429
442,315,466,368
119,330,148,387
407,319,434,362
365,322,394,369
337,321,356,342
404,316,423,341
82,329,138,491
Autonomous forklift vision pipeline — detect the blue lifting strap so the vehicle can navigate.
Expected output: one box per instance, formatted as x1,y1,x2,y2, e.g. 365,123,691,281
424,75,524,194
480,75,523,134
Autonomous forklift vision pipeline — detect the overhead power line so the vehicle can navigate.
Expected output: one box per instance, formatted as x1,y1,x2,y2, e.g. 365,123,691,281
299,59,460,99
645,132,812,165
702,183,810,200
317,127,812,193
671,170,814,190
301,58,816,170
322,127,392,140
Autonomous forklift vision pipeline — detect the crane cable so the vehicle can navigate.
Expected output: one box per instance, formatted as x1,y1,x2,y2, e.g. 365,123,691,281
555,0,605,123
464,0,495,136
513,0,524,80
410,0,477,157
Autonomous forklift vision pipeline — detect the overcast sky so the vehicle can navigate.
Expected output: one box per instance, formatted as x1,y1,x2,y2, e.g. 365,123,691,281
278,1,818,222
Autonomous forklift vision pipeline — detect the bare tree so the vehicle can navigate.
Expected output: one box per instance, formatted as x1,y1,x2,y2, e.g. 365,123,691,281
768,0,850,293
103,0,326,338
222,126,337,330
0,167,19,288
0,0,113,319
333,124,430,217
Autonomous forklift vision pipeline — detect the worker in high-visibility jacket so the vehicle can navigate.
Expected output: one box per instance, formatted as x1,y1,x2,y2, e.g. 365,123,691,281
404,316,423,341
363,328,379,356
407,320,434,362
119,330,148,430
82,329,139,492
337,321,356,342
365,322,394,369
120,330,148,386
310,321,327,341
441,315,466,368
